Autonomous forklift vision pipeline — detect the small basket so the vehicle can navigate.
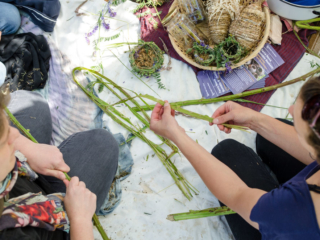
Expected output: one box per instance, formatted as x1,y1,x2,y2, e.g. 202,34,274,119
166,0,271,71
129,41,164,76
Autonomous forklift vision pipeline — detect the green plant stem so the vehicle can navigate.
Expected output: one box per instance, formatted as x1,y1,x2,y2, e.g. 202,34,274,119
132,67,320,111
90,69,178,153
293,25,320,58
140,94,249,132
6,107,110,240
167,206,236,221
233,99,288,110
72,67,198,200
5,107,37,143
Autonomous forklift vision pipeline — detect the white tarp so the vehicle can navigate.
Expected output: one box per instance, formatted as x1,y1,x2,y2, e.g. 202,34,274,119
49,1,320,239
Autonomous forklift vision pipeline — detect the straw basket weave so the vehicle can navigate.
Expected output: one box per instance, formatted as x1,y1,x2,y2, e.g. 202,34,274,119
167,0,271,71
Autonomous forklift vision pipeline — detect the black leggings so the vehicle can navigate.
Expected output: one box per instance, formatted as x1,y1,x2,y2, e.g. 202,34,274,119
211,119,306,240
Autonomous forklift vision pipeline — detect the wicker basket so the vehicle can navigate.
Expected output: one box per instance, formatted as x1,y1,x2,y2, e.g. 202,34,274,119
167,0,271,71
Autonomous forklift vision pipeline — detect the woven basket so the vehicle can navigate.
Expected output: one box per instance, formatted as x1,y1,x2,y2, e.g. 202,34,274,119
167,0,271,71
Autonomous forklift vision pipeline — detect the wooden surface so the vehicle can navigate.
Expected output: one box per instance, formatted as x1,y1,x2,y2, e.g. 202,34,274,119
168,1,271,71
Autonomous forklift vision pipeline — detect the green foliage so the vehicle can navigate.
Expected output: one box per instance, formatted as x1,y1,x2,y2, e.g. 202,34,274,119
112,0,127,6
136,9,162,18
132,1,149,13
188,42,215,66
310,60,320,69
132,0,166,13
188,36,246,68
90,65,101,72
94,33,121,45
148,17,158,29
98,83,105,93
153,72,166,89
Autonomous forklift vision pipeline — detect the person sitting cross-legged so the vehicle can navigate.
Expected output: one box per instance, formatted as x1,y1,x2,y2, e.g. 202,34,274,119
0,87,119,240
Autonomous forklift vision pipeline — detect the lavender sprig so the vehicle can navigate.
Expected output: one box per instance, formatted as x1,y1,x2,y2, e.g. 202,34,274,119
87,25,98,37
225,61,232,74
85,33,90,45
101,16,110,30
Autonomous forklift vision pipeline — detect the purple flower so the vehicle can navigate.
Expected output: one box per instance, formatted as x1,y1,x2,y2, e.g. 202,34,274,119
100,16,110,30
200,41,205,47
87,25,98,37
225,62,232,74
110,11,117,17
85,33,90,45
102,22,110,30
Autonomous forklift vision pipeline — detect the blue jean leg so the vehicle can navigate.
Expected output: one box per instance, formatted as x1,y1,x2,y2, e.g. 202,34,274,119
0,2,21,35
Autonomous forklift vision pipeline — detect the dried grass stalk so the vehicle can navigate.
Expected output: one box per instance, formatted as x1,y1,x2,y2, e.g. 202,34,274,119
229,1,265,50
207,0,240,44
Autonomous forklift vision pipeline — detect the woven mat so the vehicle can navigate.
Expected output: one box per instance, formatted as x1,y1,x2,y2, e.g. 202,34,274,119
137,1,312,111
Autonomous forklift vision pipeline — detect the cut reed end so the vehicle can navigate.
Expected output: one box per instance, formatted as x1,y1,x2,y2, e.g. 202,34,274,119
166,215,175,221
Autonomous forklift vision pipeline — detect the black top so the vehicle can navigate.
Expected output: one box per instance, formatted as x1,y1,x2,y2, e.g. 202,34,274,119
0,175,67,240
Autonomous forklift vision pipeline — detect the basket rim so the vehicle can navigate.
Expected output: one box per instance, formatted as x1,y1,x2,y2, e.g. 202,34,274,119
168,2,271,71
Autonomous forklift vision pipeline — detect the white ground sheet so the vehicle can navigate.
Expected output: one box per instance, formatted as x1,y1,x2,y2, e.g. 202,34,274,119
49,1,320,239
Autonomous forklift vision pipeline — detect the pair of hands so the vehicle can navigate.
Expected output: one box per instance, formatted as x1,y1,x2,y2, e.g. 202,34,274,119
19,140,96,223
150,101,258,140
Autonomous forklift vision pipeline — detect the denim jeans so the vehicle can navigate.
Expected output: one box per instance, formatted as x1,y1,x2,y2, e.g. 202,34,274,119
7,90,119,213
0,2,21,35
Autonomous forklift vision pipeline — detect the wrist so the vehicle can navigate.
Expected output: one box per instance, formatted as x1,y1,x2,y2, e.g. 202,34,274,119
171,130,188,145
249,112,265,132
70,217,93,227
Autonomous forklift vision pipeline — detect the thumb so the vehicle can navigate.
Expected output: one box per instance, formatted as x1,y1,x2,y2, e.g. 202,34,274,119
46,169,66,181
163,101,171,116
55,162,70,173
63,179,70,188
213,112,234,125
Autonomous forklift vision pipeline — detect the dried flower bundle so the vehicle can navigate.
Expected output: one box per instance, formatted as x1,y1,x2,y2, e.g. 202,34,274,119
206,0,240,44
229,1,265,51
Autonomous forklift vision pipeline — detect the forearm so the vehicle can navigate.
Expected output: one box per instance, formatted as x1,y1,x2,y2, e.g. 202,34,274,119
250,114,312,165
70,219,94,240
12,128,37,158
172,132,264,224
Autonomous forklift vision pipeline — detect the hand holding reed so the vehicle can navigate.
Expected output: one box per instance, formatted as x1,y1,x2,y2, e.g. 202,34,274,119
210,101,260,134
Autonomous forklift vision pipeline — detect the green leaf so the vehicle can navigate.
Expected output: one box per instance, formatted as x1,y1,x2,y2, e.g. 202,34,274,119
98,83,104,93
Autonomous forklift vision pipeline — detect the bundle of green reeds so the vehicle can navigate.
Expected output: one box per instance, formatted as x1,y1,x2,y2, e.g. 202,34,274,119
73,67,199,200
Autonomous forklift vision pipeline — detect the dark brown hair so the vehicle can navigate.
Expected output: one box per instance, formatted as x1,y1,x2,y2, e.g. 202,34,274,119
0,84,11,139
300,77,320,162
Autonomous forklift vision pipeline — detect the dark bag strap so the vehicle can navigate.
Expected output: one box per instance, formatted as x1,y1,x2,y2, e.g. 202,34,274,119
308,184,320,193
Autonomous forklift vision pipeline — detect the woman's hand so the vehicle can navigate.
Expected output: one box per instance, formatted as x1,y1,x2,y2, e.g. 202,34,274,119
63,177,96,223
150,101,185,142
13,130,70,181
26,142,70,181
210,101,259,133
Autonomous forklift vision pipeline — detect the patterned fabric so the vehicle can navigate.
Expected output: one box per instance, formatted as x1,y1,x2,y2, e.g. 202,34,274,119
0,152,69,232
137,1,313,111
